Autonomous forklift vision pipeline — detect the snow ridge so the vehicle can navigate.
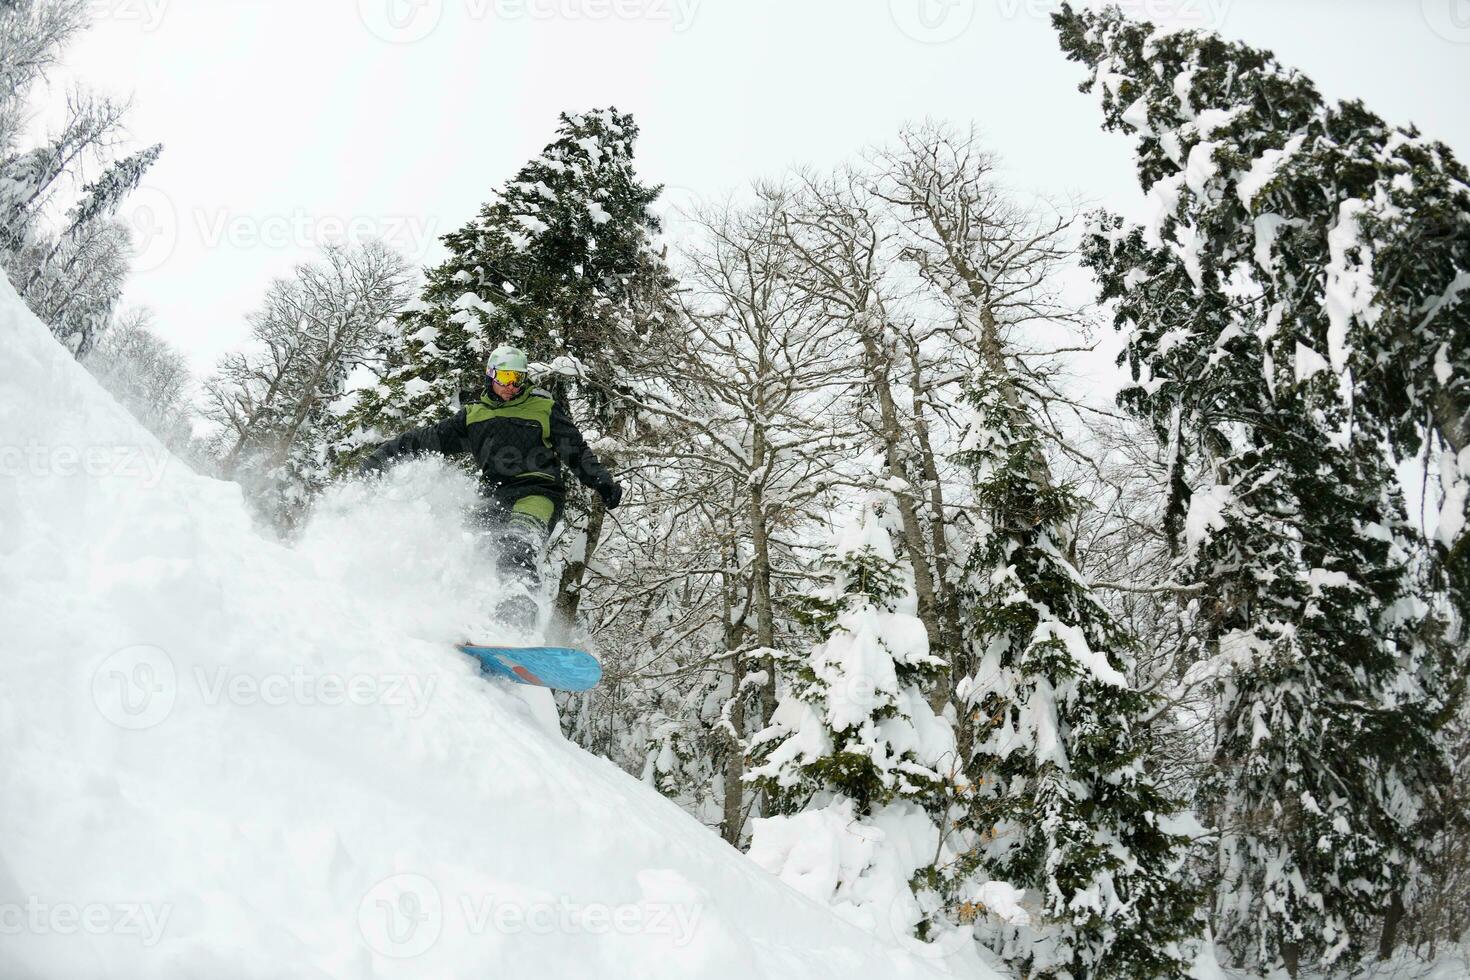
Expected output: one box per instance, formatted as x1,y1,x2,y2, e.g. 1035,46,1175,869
0,274,955,979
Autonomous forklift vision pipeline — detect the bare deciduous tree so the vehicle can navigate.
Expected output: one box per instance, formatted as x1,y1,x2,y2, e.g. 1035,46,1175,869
202,240,413,527
84,306,200,460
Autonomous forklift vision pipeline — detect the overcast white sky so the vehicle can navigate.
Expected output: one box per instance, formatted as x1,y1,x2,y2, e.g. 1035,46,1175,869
40,0,1470,376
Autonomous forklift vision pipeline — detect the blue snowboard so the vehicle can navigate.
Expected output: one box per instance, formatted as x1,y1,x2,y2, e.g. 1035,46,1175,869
458,643,603,692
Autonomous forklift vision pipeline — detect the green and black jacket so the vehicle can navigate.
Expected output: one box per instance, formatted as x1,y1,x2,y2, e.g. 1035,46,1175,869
368,387,614,502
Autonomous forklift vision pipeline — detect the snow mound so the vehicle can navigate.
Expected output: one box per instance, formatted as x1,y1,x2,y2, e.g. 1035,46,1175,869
0,274,960,979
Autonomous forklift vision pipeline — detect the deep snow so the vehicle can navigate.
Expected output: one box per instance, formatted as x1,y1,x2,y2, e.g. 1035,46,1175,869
0,273,985,979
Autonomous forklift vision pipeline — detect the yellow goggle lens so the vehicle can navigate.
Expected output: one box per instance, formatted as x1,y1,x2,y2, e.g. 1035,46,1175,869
493,369,526,386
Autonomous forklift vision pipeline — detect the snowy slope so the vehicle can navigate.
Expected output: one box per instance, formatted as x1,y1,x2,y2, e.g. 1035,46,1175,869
0,274,980,980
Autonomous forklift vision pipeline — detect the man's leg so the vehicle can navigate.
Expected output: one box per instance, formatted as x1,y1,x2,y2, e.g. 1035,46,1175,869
496,494,555,585
493,493,556,632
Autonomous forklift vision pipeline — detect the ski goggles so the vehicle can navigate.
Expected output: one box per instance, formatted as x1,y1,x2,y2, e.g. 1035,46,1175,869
491,369,527,387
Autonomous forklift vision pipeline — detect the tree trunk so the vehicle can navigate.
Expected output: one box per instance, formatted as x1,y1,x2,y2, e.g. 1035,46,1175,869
555,498,607,624
219,349,300,478
1431,389,1470,610
745,423,783,817
720,556,750,846
273,337,343,470
905,341,961,704
746,427,778,696
1281,940,1301,980
1433,387,1469,456
721,679,747,846
859,328,949,708
1378,891,1406,961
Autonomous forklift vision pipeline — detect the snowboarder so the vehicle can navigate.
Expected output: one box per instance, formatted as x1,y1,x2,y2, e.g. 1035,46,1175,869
358,345,624,630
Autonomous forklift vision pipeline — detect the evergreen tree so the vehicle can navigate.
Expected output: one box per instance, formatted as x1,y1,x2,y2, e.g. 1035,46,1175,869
1052,3,1470,602
745,506,958,947
11,216,131,356
56,142,162,234
337,107,675,460
955,377,1199,980
1054,4,1465,972
10,143,161,357
637,689,722,819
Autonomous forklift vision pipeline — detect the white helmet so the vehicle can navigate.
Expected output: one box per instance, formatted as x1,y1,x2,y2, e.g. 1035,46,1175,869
486,345,529,375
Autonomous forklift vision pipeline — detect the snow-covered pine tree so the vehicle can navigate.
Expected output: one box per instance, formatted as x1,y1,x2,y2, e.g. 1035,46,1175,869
0,2,161,360
334,108,676,621
11,217,131,357
636,689,723,822
955,376,1199,980
745,506,959,947
55,142,162,234
0,86,158,358
1054,4,1465,973
11,143,162,357
337,107,675,462
1053,3,1470,612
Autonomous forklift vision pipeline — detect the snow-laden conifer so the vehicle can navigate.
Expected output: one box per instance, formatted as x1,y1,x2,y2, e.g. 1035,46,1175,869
339,108,674,454
956,378,1199,980
1054,5,1466,972
746,507,958,947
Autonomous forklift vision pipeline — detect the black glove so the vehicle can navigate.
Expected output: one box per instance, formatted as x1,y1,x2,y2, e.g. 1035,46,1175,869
598,480,624,510
357,452,384,477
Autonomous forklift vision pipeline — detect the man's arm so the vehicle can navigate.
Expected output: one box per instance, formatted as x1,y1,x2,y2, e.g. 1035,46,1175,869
361,409,470,471
550,400,622,507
